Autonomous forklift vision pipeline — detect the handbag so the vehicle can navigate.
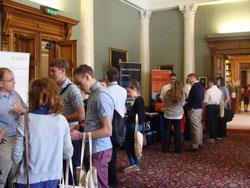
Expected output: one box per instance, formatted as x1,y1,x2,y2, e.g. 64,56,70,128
224,108,234,122
134,114,143,159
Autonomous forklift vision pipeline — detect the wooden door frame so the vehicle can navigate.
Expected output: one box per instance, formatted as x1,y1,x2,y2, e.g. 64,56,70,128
206,34,250,113
0,0,79,79
206,34,250,78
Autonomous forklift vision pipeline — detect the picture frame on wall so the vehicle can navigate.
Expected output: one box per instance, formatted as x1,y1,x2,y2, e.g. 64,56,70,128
199,76,208,88
158,64,174,73
109,48,128,69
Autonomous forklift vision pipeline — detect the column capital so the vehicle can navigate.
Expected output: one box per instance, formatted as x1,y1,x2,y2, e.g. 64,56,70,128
179,3,197,19
140,10,152,23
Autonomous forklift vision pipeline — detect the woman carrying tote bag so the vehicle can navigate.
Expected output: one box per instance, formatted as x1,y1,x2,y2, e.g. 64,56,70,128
124,80,145,174
12,78,73,188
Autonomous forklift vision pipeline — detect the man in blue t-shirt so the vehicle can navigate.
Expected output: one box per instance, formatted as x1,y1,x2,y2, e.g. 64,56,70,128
49,59,85,183
71,64,114,188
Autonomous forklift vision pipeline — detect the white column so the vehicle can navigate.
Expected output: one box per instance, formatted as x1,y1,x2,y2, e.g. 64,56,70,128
179,4,197,80
80,0,94,69
140,10,151,106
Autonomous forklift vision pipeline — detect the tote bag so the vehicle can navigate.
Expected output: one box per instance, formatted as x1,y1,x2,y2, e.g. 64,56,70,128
60,132,98,188
134,114,143,159
77,132,98,188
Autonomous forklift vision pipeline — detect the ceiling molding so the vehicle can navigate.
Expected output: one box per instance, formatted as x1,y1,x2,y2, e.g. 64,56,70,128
123,0,246,11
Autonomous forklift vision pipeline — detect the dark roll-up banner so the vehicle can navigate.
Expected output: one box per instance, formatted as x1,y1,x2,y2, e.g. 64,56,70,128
119,62,141,89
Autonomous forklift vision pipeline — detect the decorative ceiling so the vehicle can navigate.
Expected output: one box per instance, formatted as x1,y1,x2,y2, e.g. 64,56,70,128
122,0,245,11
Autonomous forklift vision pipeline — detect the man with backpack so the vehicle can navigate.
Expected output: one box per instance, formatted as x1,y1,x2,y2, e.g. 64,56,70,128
49,58,85,183
106,67,127,187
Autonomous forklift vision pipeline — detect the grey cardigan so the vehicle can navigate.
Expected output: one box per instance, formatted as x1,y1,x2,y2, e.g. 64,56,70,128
12,113,73,184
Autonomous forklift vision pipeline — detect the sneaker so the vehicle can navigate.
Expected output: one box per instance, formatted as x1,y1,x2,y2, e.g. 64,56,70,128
208,139,215,143
135,165,140,171
123,165,137,174
217,137,223,141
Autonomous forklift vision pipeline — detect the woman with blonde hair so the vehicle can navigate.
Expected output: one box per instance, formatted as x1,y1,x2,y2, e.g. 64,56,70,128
12,77,73,188
162,80,185,153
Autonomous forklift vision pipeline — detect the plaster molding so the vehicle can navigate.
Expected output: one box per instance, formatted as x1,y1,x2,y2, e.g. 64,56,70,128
179,3,198,19
140,10,152,23
124,0,244,11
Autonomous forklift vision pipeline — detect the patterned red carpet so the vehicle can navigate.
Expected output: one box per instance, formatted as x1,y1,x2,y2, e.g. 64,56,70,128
116,131,250,187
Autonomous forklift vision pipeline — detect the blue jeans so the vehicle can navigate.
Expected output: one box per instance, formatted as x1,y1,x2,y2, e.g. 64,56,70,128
15,180,59,188
125,122,144,167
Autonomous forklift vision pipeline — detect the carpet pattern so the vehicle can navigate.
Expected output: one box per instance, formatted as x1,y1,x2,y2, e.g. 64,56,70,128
116,132,250,187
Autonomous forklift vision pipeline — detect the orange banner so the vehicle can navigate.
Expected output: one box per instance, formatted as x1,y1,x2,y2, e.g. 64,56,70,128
151,69,171,95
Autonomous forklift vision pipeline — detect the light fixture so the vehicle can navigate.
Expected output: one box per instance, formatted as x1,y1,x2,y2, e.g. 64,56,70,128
218,19,250,33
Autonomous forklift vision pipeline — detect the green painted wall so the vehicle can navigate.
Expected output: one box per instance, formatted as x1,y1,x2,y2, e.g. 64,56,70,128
195,0,250,77
94,0,140,79
150,0,250,81
150,9,183,80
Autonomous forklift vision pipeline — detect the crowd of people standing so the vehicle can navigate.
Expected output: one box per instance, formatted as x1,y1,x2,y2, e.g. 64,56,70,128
160,73,231,153
0,58,232,188
0,59,146,188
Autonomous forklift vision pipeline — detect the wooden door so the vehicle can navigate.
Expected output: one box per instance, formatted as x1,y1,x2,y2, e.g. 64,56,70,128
55,40,77,80
212,55,225,78
15,34,39,80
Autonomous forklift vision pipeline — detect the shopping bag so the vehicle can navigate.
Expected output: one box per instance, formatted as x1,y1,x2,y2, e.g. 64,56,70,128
134,114,143,159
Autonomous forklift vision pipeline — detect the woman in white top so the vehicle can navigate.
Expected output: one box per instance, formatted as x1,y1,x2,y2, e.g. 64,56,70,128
12,77,73,188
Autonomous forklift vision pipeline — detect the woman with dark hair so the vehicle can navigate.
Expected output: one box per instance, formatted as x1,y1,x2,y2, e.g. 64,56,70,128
12,77,73,188
124,79,145,173
216,77,230,139
162,80,185,153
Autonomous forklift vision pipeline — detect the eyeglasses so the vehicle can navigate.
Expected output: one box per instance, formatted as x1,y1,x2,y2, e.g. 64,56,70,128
1,78,15,83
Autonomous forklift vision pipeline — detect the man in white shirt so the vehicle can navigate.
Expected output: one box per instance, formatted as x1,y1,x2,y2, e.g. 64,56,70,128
160,73,176,101
204,78,222,142
106,67,127,186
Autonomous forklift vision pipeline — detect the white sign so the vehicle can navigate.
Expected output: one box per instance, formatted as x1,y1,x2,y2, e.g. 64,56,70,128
0,51,30,104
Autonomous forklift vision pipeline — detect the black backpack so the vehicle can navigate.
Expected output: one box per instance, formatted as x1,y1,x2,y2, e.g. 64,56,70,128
111,110,126,148
99,91,126,148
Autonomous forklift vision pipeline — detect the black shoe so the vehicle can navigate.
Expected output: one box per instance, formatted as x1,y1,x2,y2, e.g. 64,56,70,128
162,148,169,153
189,147,198,152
